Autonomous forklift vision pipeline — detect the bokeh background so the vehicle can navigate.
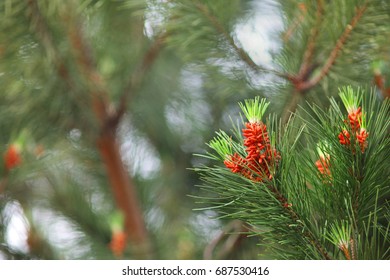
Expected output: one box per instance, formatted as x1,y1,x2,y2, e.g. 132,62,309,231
0,0,389,259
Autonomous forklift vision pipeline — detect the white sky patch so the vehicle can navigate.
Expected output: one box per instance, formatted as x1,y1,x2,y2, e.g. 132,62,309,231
119,119,162,179
4,201,29,254
145,206,165,232
234,2,283,68
144,0,167,38
189,210,221,243
165,68,211,146
31,207,89,259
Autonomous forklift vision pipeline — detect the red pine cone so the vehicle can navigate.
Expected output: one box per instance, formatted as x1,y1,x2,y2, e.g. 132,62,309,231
315,155,331,176
4,144,22,170
243,121,279,181
338,106,369,154
356,128,369,153
224,153,245,173
224,121,280,182
347,107,362,132
109,230,127,257
338,129,351,146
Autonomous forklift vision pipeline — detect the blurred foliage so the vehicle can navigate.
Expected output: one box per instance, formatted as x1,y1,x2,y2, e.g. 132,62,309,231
0,0,389,259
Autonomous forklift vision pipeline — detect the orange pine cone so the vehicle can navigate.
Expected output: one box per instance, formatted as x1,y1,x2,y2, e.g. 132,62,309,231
224,121,280,183
356,128,369,153
109,230,127,257
347,107,362,132
224,153,246,173
4,144,22,170
338,130,351,146
242,121,279,182
315,155,331,176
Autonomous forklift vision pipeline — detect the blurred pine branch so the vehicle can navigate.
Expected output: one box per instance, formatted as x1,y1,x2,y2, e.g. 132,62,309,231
0,0,389,259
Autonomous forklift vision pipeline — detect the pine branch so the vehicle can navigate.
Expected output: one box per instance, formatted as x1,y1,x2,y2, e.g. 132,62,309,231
266,183,332,260
282,2,307,42
96,132,152,258
297,0,324,79
282,2,367,124
197,104,332,259
26,0,77,92
57,5,152,258
64,13,109,124
296,3,368,91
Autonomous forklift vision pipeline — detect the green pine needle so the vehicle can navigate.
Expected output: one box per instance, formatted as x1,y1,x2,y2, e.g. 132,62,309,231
316,141,331,158
207,130,234,159
359,111,368,129
238,97,270,123
339,86,362,113
327,220,352,248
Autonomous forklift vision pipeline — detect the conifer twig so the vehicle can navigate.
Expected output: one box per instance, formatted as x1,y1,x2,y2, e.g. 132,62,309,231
297,0,324,79
26,0,77,92
282,2,307,42
64,14,110,124
27,3,152,258
340,244,351,260
266,184,332,260
350,238,357,260
65,19,151,257
281,0,324,123
295,3,368,91
283,2,367,124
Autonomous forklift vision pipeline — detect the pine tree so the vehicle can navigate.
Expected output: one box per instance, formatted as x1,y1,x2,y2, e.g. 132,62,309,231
195,88,389,259
1,0,389,260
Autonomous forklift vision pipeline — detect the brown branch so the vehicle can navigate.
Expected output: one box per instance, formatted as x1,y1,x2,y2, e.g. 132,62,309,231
64,17,152,257
282,2,367,123
65,18,110,124
297,3,367,91
26,0,77,92
282,2,325,122
266,184,332,260
97,131,152,258
282,2,308,42
298,0,324,78
26,1,154,258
